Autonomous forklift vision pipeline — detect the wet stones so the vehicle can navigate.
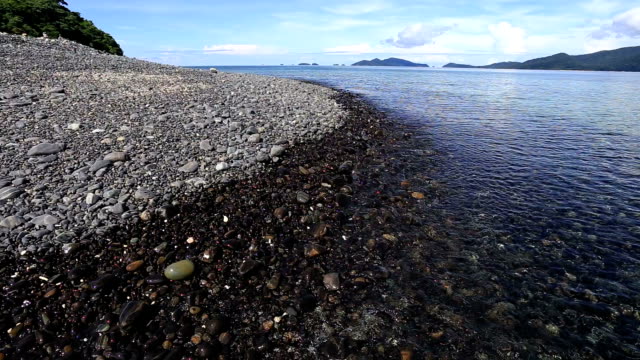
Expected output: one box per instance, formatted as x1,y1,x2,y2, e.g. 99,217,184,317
164,259,195,280
126,260,144,272
304,243,326,257
323,273,340,291
296,191,310,204
238,259,259,275
119,301,148,328
266,273,281,290
27,142,64,156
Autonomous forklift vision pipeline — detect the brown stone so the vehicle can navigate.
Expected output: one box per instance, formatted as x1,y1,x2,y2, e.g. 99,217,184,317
126,260,144,272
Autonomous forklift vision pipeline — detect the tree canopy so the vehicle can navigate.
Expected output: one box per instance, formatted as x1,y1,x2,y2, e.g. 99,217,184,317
0,0,123,55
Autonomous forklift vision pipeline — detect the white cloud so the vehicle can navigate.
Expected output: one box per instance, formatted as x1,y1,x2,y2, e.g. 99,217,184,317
324,43,373,54
203,44,285,55
323,0,390,15
488,22,527,54
582,0,620,14
591,7,640,39
384,24,454,48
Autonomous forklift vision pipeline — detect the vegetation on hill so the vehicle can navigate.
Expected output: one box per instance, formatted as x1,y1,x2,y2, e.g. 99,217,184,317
352,57,429,67
0,0,122,55
443,46,640,72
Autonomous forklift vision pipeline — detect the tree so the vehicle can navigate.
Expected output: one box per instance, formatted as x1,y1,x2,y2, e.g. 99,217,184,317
0,0,123,55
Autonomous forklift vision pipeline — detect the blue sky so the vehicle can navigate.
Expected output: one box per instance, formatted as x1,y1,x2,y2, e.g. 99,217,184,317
68,0,640,66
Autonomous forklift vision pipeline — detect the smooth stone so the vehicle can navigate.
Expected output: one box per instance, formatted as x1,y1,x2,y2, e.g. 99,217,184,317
178,161,199,173
62,243,80,255
215,162,229,171
0,215,25,229
270,145,285,157
86,193,99,205
209,68,218,73
31,214,59,226
111,203,125,214
323,273,340,291
248,134,261,143
67,123,80,131
296,191,310,204
199,140,213,151
104,152,127,161
119,301,147,327
238,259,258,275
134,188,155,200
90,160,111,172
164,260,195,280
27,143,64,156
126,260,144,272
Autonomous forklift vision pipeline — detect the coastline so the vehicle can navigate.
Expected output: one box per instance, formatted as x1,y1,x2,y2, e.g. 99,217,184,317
0,34,437,359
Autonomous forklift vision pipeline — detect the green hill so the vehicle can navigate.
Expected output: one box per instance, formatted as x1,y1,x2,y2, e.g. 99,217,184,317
352,57,429,67
0,0,122,55
443,46,640,72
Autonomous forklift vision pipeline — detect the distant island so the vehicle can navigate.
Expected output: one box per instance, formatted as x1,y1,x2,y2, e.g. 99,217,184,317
352,57,429,67
0,0,122,55
444,46,640,72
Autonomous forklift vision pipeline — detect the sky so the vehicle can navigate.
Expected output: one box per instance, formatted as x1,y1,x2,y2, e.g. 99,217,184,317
68,0,640,66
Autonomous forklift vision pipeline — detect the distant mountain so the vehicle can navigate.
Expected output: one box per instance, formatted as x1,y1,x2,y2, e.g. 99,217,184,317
352,57,429,67
443,46,640,72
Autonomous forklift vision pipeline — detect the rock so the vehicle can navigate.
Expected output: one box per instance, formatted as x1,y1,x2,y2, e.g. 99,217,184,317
296,191,310,204
31,214,59,226
256,153,269,162
411,192,425,199
119,301,148,328
304,243,326,257
270,145,285,157
134,188,155,200
126,260,144,272
273,207,287,219
90,160,111,172
67,123,80,131
209,68,218,73
199,139,213,151
47,86,64,94
266,273,281,290
0,186,24,201
178,161,199,173
0,215,25,229
104,152,127,161
248,134,261,143
164,260,195,280
323,273,340,291
215,162,229,171
62,243,80,255
85,193,99,205
27,143,64,156
139,210,152,221
238,259,258,275
111,203,125,214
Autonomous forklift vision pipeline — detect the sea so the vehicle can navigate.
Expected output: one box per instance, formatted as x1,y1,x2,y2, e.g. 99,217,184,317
196,65,640,357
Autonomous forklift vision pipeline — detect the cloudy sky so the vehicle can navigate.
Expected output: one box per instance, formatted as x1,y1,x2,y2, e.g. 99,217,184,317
69,0,640,66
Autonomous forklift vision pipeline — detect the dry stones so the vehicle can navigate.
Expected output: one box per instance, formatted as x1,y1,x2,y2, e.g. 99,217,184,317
27,143,64,156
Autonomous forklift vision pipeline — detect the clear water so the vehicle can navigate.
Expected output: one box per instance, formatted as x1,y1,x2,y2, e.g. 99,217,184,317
196,65,640,356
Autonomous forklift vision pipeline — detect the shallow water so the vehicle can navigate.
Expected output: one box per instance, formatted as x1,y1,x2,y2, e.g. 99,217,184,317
201,65,640,357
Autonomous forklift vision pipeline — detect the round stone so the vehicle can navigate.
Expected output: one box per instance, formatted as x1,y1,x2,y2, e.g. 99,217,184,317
164,259,195,280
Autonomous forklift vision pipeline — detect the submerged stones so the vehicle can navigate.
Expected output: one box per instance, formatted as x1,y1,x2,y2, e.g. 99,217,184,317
164,259,195,280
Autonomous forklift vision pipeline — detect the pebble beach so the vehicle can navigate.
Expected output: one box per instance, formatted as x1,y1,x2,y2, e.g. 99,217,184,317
0,34,428,359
